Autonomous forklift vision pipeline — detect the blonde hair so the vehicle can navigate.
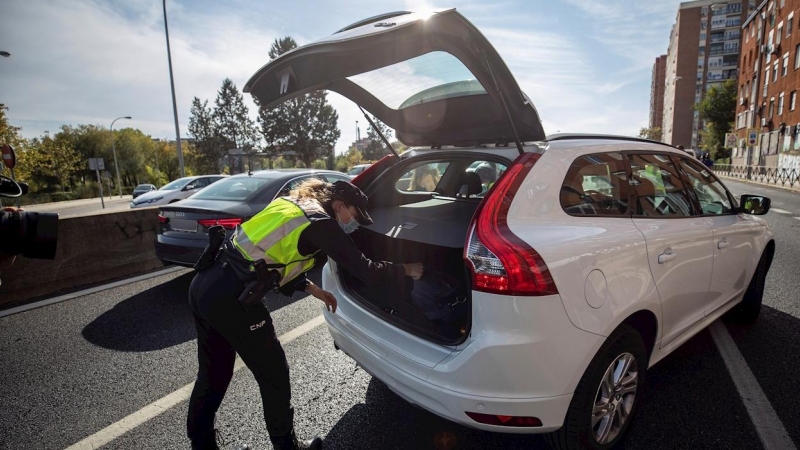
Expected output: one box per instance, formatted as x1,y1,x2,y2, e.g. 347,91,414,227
290,178,332,203
408,165,440,191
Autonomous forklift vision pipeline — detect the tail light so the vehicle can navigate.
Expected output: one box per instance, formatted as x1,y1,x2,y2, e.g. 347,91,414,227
197,218,242,230
157,214,169,224
351,153,398,188
465,412,542,427
464,152,558,296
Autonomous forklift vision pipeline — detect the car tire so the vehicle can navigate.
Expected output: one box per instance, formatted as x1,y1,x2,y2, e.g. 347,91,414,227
544,324,646,450
727,252,768,324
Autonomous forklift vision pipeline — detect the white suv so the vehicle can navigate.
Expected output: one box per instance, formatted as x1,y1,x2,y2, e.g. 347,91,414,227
244,10,775,449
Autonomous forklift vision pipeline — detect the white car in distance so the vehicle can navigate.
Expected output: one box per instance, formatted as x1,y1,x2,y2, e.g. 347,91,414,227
130,175,226,208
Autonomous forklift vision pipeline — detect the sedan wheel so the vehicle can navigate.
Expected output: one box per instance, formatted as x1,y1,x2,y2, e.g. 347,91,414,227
591,353,638,445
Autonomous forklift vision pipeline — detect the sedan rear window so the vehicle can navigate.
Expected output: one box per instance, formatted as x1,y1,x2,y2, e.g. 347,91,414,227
191,177,272,201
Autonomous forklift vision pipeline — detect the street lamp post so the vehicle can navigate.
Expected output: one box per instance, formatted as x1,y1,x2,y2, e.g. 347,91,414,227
163,0,185,177
110,116,131,198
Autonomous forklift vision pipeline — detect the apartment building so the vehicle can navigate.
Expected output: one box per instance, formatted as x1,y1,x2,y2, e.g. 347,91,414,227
663,0,749,149
734,0,800,171
650,55,668,130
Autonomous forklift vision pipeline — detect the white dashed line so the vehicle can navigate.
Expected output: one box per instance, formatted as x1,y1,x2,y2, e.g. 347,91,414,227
710,321,797,450
770,208,793,215
63,315,326,450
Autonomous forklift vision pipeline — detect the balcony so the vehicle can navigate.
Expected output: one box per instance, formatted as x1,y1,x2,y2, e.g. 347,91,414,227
709,48,740,56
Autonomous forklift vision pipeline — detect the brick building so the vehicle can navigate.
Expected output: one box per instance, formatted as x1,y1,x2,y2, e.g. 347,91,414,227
650,55,668,130
734,0,800,172
663,1,750,150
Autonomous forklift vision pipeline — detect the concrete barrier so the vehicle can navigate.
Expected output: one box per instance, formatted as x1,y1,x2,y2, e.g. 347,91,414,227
0,208,164,309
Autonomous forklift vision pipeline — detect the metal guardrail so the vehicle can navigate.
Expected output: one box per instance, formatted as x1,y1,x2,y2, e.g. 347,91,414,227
714,164,800,188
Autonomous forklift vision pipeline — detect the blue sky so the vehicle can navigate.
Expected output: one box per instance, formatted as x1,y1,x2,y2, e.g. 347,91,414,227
0,0,687,155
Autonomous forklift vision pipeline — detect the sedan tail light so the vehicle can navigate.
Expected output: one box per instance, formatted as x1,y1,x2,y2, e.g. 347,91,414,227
157,214,169,224
197,218,242,230
464,152,558,296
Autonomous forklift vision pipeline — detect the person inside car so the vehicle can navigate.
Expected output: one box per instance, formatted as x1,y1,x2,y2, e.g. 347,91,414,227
407,165,440,192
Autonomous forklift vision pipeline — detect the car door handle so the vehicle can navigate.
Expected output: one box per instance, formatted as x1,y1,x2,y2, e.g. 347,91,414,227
658,249,677,264
718,238,729,249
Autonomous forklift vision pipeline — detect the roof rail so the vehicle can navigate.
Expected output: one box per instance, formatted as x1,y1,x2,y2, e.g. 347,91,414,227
545,133,678,149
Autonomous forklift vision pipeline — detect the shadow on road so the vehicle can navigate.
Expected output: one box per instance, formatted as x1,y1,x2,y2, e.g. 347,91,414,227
82,273,197,352
81,266,321,352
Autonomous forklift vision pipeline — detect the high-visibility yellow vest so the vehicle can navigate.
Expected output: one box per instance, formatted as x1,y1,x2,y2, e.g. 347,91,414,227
232,197,323,286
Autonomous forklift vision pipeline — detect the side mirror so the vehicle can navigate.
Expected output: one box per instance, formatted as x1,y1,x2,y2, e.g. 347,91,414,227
740,194,771,215
184,184,195,191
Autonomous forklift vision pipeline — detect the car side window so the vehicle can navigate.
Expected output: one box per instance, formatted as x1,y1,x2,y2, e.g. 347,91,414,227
279,175,325,197
324,174,351,184
677,157,733,215
560,152,629,216
396,162,450,193
467,161,508,197
627,153,695,218
191,178,211,189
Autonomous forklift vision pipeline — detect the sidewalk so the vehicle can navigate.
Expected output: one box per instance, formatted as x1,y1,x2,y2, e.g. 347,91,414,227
716,174,800,194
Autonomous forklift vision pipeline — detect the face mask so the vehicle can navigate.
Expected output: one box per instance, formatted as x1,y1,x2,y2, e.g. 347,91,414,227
337,205,359,234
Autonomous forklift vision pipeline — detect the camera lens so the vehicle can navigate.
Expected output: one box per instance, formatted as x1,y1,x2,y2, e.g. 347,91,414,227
0,210,59,259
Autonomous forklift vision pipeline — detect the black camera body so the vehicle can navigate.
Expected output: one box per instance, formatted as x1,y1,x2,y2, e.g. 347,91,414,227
0,174,59,260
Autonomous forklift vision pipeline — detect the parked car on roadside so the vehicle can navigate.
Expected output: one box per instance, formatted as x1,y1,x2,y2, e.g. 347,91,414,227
244,9,776,450
130,175,226,208
131,184,156,199
346,164,372,177
155,169,351,267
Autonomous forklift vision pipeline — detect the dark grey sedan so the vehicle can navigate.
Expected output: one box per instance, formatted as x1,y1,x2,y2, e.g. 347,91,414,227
155,169,352,267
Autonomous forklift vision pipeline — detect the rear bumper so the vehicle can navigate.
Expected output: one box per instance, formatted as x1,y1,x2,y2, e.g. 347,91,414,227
155,234,206,267
326,311,573,433
322,263,603,433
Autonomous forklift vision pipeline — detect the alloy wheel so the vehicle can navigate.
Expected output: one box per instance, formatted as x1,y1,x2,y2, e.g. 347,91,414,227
591,352,639,445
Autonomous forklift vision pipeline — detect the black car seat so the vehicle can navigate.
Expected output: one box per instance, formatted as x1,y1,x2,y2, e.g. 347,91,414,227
457,172,482,198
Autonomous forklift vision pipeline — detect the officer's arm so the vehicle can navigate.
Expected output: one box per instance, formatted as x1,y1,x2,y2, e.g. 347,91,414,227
300,220,405,285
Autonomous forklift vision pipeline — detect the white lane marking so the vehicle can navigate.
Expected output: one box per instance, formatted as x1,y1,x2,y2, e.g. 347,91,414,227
64,314,326,450
770,208,793,215
709,321,797,450
0,266,190,318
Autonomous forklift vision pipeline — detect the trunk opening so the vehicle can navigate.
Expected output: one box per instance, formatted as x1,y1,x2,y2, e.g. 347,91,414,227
340,198,478,345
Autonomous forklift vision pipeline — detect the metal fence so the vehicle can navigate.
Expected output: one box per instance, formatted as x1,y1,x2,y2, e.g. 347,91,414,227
713,164,800,188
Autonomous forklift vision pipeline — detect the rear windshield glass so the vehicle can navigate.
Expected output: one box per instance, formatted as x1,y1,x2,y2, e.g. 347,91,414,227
192,177,273,201
347,51,487,110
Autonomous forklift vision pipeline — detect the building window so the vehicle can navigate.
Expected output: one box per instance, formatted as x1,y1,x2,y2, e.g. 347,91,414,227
783,54,789,76
778,25,783,44
796,44,800,69
779,93,785,115
791,91,797,111
764,68,770,97
773,61,779,81
770,98,775,117
789,17,794,36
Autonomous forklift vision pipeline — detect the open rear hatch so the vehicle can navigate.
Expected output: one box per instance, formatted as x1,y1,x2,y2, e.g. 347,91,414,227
244,9,545,148
244,9,547,344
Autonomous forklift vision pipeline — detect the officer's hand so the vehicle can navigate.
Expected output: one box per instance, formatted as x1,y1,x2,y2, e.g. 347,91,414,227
403,263,424,280
307,284,337,313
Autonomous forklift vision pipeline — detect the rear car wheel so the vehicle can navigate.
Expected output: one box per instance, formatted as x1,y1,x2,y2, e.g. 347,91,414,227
727,252,768,324
545,324,646,450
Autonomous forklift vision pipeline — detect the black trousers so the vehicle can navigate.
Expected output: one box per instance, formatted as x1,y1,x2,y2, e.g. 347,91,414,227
186,260,294,448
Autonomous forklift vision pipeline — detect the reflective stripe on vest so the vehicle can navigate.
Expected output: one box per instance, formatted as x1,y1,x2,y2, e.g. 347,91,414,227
232,198,319,286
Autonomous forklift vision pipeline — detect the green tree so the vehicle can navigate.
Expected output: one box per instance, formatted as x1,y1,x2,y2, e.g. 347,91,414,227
697,79,736,159
189,97,224,173
638,127,663,141
28,137,82,191
213,78,258,153
362,116,394,161
256,37,341,168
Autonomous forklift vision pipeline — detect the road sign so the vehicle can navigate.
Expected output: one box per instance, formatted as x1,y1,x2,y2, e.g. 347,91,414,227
747,128,759,146
2,144,16,169
725,133,737,148
88,158,105,171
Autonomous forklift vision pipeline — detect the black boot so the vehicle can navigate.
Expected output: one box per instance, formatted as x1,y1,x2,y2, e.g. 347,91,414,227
190,429,250,450
270,430,322,450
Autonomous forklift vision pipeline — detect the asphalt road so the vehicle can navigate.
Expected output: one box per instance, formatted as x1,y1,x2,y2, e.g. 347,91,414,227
20,195,136,218
1,178,798,450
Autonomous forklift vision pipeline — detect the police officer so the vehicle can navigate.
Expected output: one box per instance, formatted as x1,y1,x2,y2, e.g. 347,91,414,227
186,179,424,450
